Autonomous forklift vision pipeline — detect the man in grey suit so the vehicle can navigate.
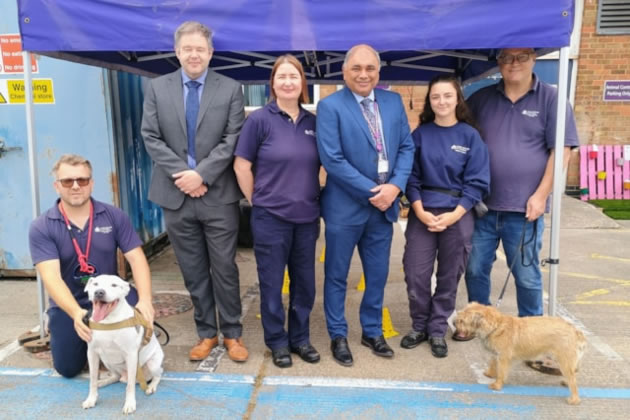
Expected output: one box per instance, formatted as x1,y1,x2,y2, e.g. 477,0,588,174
141,21,248,363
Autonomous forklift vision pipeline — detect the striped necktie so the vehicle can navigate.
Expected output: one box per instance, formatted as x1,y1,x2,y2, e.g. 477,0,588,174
361,98,383,153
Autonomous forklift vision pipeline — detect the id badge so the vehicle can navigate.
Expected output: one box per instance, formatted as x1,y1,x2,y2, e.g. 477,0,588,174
378,158,389,174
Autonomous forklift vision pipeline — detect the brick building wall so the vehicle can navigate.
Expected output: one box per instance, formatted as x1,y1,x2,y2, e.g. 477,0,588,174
318,84,428,130
571,0,630,188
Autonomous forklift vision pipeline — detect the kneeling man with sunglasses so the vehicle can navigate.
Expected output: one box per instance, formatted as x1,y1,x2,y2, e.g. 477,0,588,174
28,154,155,378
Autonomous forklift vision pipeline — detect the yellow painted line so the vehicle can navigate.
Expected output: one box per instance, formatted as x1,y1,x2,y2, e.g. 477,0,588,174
256,313,261,319
574,289,610,300
540,269,630,286
591,253,630,264
356,273,365,291
319,245,326,263
382,307,399,338
282,269,290,295
571,300,630,307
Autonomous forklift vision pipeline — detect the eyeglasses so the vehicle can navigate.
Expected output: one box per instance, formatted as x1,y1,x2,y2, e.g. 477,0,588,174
57,177,91,188
497,53,533,65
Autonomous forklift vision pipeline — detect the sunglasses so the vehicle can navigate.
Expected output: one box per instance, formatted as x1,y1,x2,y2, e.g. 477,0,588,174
497,53,533,65
57,177,91,188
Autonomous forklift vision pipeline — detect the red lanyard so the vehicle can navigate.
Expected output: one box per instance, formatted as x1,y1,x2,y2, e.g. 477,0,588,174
58,200,95,274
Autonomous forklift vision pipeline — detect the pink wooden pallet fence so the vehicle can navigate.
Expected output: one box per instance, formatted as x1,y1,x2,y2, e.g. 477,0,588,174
579,145,630,200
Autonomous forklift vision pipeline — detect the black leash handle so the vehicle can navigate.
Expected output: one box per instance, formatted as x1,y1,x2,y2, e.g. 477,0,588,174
496,219,531,308
154,321,170,346
82,308,92,327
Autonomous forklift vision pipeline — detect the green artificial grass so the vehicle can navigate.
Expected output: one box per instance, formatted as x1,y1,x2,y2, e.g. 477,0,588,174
589,199,630,220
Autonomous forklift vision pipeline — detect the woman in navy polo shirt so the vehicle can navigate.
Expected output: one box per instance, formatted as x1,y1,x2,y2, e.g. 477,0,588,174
234,55,320,368
400,75,490,358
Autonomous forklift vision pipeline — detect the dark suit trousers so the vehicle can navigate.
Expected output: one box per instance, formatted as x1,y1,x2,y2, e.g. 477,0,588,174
251,207,318,350
402,209,474,337
163,196,242,339
323,207,393,339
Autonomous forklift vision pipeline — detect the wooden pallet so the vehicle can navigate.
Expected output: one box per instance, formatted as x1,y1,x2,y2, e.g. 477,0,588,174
579,145,630,200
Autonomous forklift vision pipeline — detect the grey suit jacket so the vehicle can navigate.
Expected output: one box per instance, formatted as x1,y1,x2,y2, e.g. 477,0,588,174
141,69,245,210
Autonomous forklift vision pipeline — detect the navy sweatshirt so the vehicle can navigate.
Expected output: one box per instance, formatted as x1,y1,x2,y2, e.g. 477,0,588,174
406,122,490,211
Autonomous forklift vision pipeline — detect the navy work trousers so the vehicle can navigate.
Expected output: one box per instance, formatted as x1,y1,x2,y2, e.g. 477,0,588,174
251,206,319,350
402,209,474,337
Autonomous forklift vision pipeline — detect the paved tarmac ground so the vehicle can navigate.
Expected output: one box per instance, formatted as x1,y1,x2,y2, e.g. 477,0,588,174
1,195,629,419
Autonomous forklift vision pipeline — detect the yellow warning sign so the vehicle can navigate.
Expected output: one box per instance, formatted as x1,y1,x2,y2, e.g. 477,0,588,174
0,79,55,104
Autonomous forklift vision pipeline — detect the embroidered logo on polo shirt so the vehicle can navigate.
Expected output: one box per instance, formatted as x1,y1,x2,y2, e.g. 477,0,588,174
522,109,540,118
304,129,316,137
94,226,113,234
451,145,470,154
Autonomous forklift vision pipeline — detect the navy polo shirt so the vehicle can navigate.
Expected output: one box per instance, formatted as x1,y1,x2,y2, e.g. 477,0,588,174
29,198,142,308
467,74,579,212
234,101,320,223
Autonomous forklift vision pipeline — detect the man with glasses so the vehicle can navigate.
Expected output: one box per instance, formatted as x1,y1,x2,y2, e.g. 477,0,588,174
458,48,579,340
28,154,155,378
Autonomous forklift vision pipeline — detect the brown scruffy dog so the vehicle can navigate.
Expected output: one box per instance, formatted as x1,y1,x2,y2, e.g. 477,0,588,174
455,302,586,405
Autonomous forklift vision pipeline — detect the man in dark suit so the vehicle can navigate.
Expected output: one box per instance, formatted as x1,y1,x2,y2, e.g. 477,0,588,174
316,44,415,366
141,21,247,363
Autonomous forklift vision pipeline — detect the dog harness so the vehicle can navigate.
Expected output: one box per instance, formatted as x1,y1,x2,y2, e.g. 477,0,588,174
88,308,153,390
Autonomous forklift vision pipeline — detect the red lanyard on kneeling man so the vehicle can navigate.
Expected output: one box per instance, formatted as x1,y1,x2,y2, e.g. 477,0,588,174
58,200,95,275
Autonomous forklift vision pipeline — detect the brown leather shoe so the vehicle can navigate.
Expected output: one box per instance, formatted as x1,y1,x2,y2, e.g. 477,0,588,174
189,337,218,361
223,337,248,362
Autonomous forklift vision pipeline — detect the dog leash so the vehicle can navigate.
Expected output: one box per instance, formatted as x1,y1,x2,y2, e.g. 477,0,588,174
495,218,537,308
153,322,170,346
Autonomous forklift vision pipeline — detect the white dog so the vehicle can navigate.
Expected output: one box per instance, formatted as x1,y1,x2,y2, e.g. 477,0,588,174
82,274,164,414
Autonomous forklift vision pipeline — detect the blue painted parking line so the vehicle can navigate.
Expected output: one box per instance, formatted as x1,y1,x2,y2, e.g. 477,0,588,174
253,384,536,419
0,369,253,419
1,368,629,419
262,376,630,400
